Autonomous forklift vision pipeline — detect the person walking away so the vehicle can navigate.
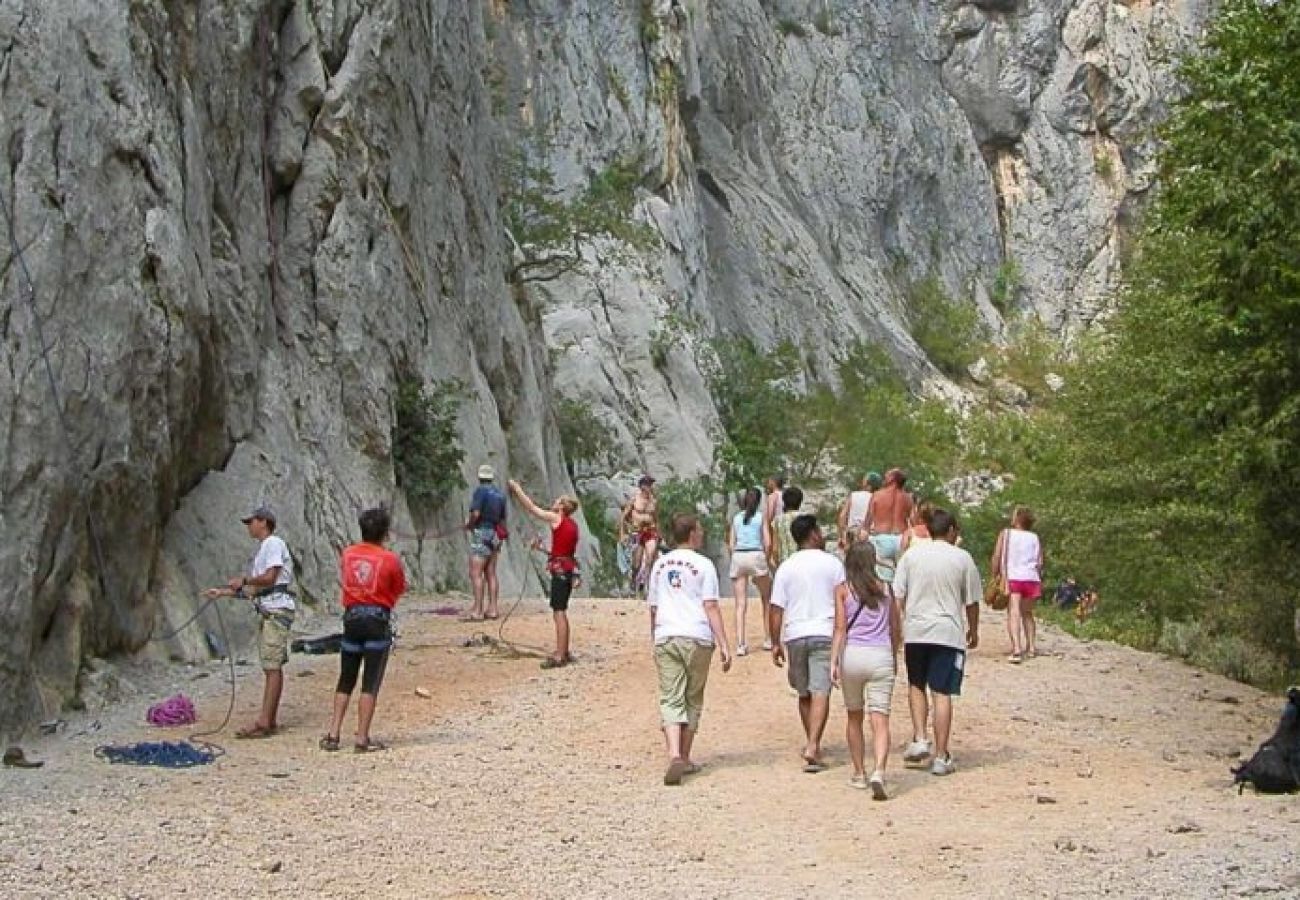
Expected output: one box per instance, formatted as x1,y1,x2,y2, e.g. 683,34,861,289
465,464,507,621
321,507,407,752
648,514,733,785
619,474,660,594
991,506,1044,663
894,508,981,776
830,540,901,798
727,487,773,656
867,468,914,585
899,501,935,555
836,473,878,550
762,475,786,541
769,514,844,773
205,505,295,739
768,486,805,573
508,480,581,669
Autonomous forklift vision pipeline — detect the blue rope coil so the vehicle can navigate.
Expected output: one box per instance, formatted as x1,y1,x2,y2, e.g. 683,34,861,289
94,740,222,768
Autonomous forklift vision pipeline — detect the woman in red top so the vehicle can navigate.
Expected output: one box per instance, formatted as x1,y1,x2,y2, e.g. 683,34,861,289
321,507,407,752
508,479,580,670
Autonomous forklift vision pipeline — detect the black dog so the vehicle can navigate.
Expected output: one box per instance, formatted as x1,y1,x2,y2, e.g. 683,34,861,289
1232,687,1300,794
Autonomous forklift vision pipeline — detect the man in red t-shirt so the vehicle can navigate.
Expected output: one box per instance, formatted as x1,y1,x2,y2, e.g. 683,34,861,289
321,507,407,753
507,479,581,670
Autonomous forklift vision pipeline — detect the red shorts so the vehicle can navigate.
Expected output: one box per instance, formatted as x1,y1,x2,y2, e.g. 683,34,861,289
638,527,659,546
1007,579,1042,602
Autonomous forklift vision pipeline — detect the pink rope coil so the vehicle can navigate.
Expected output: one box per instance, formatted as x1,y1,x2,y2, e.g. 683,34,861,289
146,693,197,727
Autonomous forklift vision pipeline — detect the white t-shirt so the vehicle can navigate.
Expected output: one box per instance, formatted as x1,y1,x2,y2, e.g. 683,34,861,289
846,490,871,530
770,549,844,642
1004,529,1042,582
647,548,720,645
894,540,981,650
249,534,295,611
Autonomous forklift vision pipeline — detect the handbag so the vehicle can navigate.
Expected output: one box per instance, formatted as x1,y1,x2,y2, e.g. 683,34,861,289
984,529,1010,611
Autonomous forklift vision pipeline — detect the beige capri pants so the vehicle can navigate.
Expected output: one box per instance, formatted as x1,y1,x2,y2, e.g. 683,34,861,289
839,644,895,714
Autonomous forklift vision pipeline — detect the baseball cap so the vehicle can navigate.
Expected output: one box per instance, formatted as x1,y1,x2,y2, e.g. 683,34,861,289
477,464,495,481
240,505,277,525
638,473,656,487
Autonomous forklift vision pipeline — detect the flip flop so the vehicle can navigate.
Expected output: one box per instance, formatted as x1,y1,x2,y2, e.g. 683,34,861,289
540,657,568,670
319,735,340,752
2,747,43,769
802,759,827,774
458,615,484,623
354,739,387,753
235,724,275,739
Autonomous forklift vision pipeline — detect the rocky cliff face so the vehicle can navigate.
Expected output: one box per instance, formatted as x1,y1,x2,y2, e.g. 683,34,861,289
0,0,1212,736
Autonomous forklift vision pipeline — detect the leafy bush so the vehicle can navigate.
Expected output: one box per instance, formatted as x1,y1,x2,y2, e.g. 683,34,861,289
990,259,1022,316
555,397,616,478
906,277,985,377
392,376,465,520
577,490,624,594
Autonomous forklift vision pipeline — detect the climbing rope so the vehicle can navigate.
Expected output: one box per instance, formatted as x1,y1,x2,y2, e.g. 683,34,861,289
94,740,222,768
146,694,197,727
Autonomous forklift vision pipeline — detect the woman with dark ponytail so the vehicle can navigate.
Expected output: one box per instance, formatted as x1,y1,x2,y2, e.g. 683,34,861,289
830,540,901,799
726,486,773,656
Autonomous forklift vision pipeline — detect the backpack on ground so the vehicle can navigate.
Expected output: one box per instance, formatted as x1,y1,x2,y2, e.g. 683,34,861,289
1232,687,1300,794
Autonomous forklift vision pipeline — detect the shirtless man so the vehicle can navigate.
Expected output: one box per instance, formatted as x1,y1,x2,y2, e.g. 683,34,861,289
620,474,660,593
867,468,913,585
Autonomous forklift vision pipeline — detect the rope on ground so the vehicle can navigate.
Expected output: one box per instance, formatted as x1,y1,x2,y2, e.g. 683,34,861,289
94,740,222,768
467,537,553,661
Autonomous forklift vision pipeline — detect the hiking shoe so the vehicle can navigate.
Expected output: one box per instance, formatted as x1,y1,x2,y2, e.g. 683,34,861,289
930,754,956,776
869,771,888,800
736,642,749,657
849,774,869,790
664,757,687,786
903,740,932,763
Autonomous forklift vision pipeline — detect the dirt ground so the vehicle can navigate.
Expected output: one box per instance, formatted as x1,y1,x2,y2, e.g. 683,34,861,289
2,593,1297,899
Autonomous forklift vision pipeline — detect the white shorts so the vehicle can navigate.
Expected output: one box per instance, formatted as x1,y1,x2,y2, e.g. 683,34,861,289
840,644,895,714
728,550,769,579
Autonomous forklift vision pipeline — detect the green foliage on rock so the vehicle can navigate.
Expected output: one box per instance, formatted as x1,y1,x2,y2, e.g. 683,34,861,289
906,276,986,377
393,376,466,519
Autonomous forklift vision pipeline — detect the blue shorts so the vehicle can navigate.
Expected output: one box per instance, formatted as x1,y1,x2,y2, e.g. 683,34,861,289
869,534,902,583
904,642,965,696
469,525,500,559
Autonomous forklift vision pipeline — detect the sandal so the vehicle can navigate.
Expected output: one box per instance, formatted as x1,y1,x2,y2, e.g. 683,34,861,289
354,739,387,753
235,724,276,739
540,657,568,670
319,735,340,752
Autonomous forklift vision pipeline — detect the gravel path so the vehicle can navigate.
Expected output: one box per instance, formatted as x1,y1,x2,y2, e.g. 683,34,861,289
2,595,1297,899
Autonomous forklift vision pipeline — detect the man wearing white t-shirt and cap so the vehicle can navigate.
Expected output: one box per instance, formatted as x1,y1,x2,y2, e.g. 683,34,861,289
206,504,296,739
648,513,733,786
893,507,981,776
769,514,845,773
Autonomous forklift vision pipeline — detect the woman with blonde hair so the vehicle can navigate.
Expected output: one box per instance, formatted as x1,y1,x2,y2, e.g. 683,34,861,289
508,480,582,669
991,506,1044,663
830,540,901,799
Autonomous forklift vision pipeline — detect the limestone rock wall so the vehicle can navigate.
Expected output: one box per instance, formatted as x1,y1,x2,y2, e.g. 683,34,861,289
0,0,570,737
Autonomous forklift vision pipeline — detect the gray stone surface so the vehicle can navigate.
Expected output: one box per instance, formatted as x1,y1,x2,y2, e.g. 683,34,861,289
0,0,1214,736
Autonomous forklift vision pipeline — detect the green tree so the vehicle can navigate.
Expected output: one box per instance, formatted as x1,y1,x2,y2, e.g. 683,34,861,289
1017,0,1300,680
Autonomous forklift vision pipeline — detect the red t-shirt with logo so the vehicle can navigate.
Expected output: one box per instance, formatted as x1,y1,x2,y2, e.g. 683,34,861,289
549,516,579,574
340,543,407,610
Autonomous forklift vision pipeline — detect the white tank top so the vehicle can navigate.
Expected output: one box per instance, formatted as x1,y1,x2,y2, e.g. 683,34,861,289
846,491,871,529
1005,529,1041,582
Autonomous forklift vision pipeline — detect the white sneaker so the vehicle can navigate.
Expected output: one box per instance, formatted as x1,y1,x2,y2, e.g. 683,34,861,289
930,754,956,776
761,639,773,651
736,642,749,657
868,771,888,801
903,740,932,763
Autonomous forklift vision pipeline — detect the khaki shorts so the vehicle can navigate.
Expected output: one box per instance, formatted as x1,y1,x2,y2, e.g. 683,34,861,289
786,636,833,697
654,637,714,731
840,644,895,713
258,613,294,670
728,549,769,579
